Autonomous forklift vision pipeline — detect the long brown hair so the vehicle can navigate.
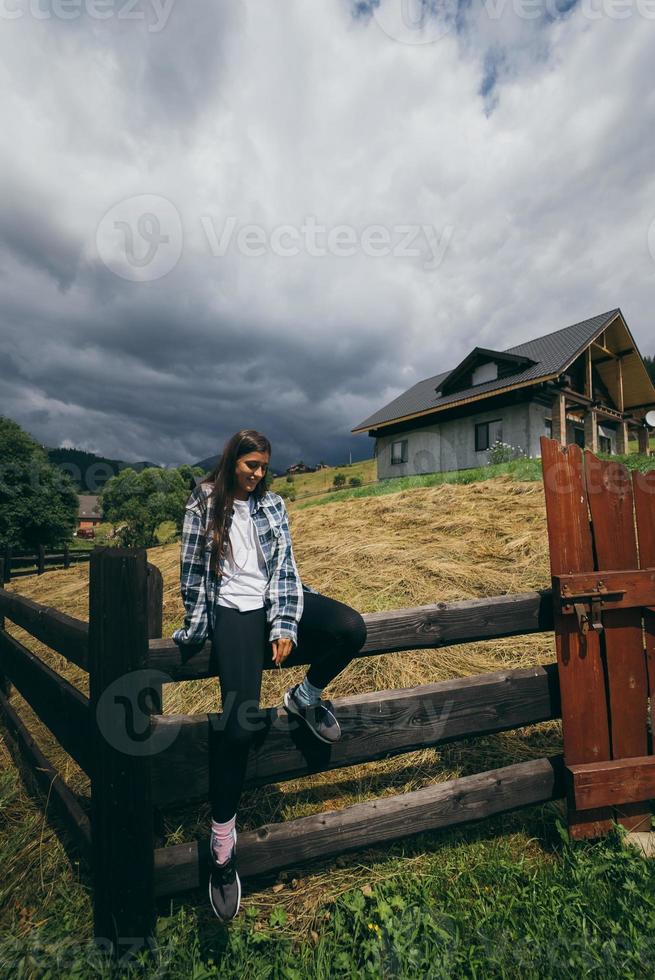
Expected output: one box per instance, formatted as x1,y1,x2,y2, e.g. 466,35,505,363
205,429,272,575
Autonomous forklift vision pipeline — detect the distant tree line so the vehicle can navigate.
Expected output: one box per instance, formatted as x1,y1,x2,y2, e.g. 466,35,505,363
644,354,655,385
0,415,204,552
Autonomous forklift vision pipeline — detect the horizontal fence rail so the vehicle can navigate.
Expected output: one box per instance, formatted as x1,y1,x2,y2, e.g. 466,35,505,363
149,590,555,681
0,628,92,773
154,755,567,895
2,545,91,582
0,688,92,862
150,663,561,807
0,587,89,670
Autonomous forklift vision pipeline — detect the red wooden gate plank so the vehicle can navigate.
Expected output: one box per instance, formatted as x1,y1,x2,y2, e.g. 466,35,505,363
633,469,655,710
540,437,613,838
568,756,655,811
585,453,650,832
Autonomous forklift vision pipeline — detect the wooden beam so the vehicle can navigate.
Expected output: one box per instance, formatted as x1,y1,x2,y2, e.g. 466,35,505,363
150,663,561,806
554,568,655,613
0,629,92,773
551,392,567,446
153,755,566,895
567,756,655,811
0,688,92,863
149,591,554,681
0,588,88,671
585,347,593,399
88,548,156,954
10,553,90,569
592,347,635,366
584,409,598,454
637,429,651,456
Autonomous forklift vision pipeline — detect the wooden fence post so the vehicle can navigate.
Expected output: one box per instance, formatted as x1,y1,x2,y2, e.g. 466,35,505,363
37,544,45,576
146,562,164,713
88,547,156,956
3,547,10,584
64,544,70,570
0,557,8,697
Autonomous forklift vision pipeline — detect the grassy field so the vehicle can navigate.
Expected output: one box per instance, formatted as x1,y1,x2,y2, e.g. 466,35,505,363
2,467,655,976
271,459,377,498
286,450,654,511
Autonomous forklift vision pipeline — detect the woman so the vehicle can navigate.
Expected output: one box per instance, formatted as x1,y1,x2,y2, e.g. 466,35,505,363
172,429,367,923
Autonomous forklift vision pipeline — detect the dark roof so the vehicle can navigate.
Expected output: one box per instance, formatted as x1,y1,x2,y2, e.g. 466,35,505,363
78,494,102,520
352,309,620,432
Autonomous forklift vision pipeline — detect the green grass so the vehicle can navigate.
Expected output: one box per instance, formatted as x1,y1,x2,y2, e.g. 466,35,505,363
295,458,544,509
295,451,655,510
3,755,655,980
271,460,377,499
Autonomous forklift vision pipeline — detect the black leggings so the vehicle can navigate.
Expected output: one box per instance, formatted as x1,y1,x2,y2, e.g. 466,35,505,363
209,591,367,822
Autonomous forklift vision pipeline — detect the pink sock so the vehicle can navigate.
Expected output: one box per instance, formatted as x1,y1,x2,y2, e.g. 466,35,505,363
211,814,237,864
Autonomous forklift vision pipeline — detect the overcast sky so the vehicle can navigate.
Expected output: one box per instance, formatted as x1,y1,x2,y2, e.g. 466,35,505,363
1,0,654,470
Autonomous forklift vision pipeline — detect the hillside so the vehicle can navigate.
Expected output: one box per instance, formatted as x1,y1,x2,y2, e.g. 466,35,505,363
271,459,377,498
47,447,161,492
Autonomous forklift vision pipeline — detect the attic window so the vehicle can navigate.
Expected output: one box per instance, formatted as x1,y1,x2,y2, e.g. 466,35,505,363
436,347,536,397
471,362,498,386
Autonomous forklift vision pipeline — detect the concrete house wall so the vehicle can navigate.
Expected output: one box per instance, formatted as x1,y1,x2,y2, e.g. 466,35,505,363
375,401,538,479
375,399,621,479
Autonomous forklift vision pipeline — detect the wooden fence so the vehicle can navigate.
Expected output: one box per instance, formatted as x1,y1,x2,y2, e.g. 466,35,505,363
0,547,568,955
2,441,654,957
2,545,90,581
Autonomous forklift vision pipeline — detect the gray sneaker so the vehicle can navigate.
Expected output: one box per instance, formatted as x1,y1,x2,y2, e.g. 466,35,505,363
208,835,241,923
283,684,342,744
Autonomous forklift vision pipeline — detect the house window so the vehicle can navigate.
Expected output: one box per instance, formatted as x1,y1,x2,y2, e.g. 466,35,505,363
475,419,503,452
391,439,408,464
599,435,611,454
573,428,585,448
544,419,552,439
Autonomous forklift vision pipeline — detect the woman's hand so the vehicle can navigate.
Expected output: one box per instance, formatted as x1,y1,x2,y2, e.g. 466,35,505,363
271,637,294,666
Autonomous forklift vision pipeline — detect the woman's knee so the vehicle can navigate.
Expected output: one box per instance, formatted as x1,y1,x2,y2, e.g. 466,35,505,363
218,699,267,747
335,608,367,654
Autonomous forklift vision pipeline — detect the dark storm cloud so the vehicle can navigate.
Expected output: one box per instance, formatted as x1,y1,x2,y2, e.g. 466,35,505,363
0,0,654,471
0,193,82,293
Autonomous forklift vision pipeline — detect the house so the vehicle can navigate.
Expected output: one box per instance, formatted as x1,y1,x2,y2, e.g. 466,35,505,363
77,495,103,535
286,462,315,475
352,309,655,479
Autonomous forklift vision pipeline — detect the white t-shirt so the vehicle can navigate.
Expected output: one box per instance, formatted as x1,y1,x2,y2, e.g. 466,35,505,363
217,495,268,611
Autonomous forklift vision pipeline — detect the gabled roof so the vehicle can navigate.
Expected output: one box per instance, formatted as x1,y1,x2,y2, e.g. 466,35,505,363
437,346,537,396
352,309,622,433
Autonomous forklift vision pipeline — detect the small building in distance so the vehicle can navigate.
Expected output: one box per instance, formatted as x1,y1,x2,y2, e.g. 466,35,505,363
286,462,315,475
352,309,655,479
77,495,103,536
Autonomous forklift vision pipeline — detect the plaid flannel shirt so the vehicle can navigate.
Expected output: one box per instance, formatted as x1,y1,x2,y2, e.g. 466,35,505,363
172,482,314,651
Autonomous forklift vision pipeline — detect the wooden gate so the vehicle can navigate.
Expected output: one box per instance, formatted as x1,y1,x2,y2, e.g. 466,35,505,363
540,436,655,839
